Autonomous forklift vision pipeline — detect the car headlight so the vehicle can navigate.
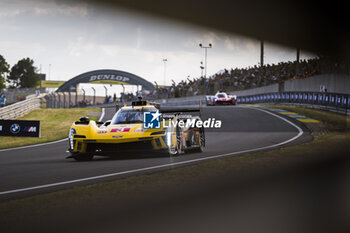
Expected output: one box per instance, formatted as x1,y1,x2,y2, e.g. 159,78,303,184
69,128,76,138
69,128,76,150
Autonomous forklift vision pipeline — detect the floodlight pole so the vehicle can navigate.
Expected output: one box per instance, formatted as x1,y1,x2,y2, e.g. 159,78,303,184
199,43,212,94
200,61,204,78
296,48,300,77
199,43,212,79
259,40,264,86
163,58,167,86
260,40,264,67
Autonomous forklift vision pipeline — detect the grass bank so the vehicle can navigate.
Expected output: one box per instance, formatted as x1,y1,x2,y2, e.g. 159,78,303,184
0,108,100,149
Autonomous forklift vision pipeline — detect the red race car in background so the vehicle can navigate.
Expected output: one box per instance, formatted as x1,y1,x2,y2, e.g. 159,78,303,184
206,91,237,106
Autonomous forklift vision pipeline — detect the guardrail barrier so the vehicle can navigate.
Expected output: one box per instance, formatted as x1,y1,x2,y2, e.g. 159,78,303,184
237,91,349,114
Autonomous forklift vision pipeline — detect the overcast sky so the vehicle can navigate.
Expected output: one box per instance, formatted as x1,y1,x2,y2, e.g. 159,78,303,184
1,0,315,89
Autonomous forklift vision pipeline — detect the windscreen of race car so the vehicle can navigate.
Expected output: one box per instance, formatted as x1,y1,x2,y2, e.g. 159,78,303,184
111,107,157,125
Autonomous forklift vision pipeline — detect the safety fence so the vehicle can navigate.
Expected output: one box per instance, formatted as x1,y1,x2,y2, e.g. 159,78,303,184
45,92,103,108
0,96,42,120
44,92,206,109
237,92,349,114
44,90,349,115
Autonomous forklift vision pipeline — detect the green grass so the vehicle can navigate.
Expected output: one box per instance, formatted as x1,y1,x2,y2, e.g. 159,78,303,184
0,108,100,149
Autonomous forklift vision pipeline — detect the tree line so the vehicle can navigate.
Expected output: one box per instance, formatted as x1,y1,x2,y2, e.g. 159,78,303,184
0,54,40,92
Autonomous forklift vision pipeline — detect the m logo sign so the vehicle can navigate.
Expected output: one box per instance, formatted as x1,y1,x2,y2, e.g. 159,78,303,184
143,111,161,129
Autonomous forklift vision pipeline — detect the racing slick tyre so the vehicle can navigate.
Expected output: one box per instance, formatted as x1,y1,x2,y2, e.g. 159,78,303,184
72,153,94,161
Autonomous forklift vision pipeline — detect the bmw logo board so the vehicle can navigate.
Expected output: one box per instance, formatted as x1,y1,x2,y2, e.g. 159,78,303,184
0,120,40,137
10,124,21,134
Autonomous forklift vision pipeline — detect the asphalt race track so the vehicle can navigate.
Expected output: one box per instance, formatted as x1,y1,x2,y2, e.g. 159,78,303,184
0,105,311,201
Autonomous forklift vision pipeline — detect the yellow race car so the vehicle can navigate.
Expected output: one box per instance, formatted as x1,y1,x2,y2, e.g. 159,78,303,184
67,99,205,161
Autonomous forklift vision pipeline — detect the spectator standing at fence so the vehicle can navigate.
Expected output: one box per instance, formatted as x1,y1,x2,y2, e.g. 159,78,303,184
108,95,113,103
0,95,6,107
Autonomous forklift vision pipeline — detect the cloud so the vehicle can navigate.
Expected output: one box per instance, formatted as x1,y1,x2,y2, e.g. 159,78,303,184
0,0,89,18
224,37,236,51
0,9,24,18
0,0,316,87
99,45,121,56
33,7,49,15
65,37,96,57
33,2,89,17
55,4,89,16
0,40,47,68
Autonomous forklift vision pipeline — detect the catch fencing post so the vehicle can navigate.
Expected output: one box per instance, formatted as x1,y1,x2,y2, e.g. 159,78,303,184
63,92,66,108
68,91,71,108
91,87,96,105
58,92,61,108
75,89,78,107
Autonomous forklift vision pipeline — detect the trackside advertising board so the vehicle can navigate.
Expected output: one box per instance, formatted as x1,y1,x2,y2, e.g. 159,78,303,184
0,120,40,137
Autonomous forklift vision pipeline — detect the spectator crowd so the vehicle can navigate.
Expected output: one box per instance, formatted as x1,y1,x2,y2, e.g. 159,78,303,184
148,56,350,99
44,56,350,108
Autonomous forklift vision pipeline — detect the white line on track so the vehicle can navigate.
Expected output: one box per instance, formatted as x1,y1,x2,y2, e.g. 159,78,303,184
0,108,106,153
0,138,68,153
0,106,303,195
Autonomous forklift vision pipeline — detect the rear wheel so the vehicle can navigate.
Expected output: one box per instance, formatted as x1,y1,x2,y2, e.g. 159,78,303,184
193,128,205,153
185,127,205,153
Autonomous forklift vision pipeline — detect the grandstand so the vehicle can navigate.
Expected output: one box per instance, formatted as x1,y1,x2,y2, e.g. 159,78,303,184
149,56,350,99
